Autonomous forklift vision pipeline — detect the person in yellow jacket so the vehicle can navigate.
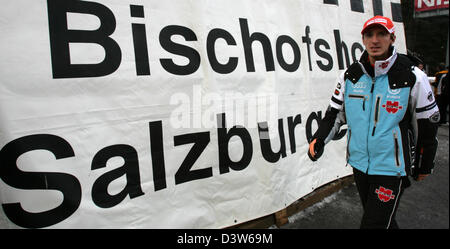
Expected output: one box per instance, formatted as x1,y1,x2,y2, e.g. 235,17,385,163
433,64,448,124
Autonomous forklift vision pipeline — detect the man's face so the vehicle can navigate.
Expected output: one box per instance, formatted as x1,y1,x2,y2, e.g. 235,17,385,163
362,25,395,61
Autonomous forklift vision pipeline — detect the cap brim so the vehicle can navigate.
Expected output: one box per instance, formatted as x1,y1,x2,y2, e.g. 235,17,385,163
361,23,392,35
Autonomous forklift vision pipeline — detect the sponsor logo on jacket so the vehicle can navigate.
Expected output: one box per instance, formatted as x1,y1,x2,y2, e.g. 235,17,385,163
382,100,403,114
375,186,396,202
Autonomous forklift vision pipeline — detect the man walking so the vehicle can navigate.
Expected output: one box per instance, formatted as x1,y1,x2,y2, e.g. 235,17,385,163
307,16,440,229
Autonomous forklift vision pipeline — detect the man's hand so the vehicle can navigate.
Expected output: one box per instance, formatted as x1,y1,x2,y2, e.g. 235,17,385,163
415,174,429,181
307,138,324,161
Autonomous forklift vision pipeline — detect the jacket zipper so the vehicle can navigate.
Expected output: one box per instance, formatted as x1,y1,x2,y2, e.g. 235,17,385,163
348,94,366,111
393,131,400,166
346,129,351,166
372,96,381,136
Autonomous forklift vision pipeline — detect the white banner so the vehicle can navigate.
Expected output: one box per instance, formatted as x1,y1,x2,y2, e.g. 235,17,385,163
0,0,405,228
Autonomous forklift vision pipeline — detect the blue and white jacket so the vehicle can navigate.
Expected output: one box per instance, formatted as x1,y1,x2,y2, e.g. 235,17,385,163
316,47,439,177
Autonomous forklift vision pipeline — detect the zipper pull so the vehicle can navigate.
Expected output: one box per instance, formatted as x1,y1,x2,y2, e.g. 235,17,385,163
363,96,366,111
393,132,400,166
370,78,375,93
372,96,381,136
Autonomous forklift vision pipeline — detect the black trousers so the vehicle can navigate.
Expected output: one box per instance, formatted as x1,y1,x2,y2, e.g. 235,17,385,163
353,168,405,229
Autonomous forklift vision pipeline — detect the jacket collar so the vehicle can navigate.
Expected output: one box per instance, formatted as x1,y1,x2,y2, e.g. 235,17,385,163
359,46,397,77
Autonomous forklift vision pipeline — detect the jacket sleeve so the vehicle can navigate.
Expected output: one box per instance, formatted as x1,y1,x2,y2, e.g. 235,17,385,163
411,67,440,175
313,72,346,144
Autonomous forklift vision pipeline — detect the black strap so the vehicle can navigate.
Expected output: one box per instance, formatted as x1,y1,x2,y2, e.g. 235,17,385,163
344,62,364,84
387,54,416,89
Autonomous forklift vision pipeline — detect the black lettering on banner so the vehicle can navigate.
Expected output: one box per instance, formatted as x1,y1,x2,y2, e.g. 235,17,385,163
149,121,167,191
174,132,213,184
372,0,383,16
207,28,239,74
159,25,201,75
47,0,121,78
350,0,364,13
91,144,145,208
322,1,402,24
131,5,151,76
334,30,351,70
0,112,346,228
287,114,302,154
276,35,301,72
258,119,287,163
323,0,339,5
314,38,333,72
305,111,323,142
351,43,364,64
130,4,145,18
240,18,275,72
391,3,403,22
217,113,253,174
0,134,81,229
302,26,313,71
45,0,402,78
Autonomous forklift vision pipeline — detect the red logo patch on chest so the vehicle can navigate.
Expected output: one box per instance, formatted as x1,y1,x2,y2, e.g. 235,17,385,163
375,186,396,202
382,101,403,114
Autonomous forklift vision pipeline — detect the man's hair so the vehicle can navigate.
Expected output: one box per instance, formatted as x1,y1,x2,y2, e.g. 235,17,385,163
390,33,396,41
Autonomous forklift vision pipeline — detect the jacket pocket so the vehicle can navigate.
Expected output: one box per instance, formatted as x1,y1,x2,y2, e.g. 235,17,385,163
393,130,400,167
348,94,367,111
